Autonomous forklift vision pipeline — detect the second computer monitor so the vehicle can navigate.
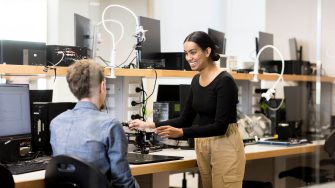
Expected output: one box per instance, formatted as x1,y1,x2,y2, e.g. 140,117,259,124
208,28,226,55
258,31,274,63
0,84,31,140
29,89,53,104
138,16,161,63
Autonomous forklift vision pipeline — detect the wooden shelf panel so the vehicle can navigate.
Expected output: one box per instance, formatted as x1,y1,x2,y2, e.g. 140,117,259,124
1,64,334,83
0,64,67,76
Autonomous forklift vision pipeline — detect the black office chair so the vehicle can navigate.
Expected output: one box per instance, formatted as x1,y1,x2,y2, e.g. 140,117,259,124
278,130,335,185
0,164,14,188
45,155,110,188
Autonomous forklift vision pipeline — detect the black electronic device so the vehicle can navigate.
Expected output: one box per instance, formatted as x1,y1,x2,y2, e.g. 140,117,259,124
46,45,88,66
260,98,286,135
0,84,31,162
156,85,180,102
260,60,312,75
289,37,303,62
155,84,181,121
0,40,46,65
153,102,180,122
127,153,183,165
154,84,194,121
31,102,76,154
160,52,191,70
74,13,94,57
138,16,162,68
257,31,274,63
29,90,53,104
284,86,308,130
208,28,226,54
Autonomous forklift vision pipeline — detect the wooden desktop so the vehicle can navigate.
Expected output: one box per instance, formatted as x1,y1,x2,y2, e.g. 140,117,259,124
13,141,323,188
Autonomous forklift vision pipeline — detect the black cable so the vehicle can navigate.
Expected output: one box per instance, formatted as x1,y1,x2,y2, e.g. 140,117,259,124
144,69,158,102
97,56,112,67
53,68,57,82
138,69,157,121
122,56,137,69
116,47,135,68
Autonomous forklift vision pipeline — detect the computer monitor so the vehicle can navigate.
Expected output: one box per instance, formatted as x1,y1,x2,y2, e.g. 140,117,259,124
0,40,46,65
74,13,94,57
289,37,303,62
156,84,191,113
208,28,226,54
156,85,179,102
284,86,306,122
29,90,53,104
0,84,31,141
138,16,161,65
257,31,274,63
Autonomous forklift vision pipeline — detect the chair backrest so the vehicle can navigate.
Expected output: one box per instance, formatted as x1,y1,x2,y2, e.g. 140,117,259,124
45,155,110,188
324,130,335,157
0,164,14,188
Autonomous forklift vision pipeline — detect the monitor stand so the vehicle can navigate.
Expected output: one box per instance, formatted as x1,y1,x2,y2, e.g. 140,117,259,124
0,140,20,163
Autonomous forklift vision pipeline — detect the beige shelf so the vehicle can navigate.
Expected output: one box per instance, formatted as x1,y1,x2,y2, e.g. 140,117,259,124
1,64,334,83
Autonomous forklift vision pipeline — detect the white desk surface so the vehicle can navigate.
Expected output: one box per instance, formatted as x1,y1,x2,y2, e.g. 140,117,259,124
13,141,324,188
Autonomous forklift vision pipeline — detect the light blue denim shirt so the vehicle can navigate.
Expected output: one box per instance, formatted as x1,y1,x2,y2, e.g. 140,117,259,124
50,101,139,188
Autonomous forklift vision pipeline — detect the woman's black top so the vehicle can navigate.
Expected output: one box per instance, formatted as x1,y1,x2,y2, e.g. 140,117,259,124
155,71,238,138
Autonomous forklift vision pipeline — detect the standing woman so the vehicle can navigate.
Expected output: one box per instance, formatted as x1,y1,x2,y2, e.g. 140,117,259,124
130,31,245,188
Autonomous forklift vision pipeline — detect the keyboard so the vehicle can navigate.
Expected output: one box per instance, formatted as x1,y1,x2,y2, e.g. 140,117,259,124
3,156,50,175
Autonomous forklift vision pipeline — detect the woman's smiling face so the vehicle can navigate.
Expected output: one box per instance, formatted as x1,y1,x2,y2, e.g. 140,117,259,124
184,41,211,71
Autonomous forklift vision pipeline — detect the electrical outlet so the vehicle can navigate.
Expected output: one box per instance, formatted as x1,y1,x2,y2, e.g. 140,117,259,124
128,110,140,121
106,84,115,95
128,83,141,95
128,96,140,108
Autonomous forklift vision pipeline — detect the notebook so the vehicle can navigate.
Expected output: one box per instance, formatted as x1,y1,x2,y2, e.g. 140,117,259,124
127,153,183,165
256,138,308,146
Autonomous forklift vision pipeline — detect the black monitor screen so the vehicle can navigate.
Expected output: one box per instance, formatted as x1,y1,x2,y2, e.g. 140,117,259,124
258,31,274,63
138,16,161,62
29,90,53,104
156,85,179,102
289,37,303,62
0,40,46,65
289,38,298,61
74,13,93,57
0,84,31,140
284,86,306,122
208,28,226,54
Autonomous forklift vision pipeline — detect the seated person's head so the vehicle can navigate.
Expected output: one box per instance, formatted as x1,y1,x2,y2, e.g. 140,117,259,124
66,59,106,109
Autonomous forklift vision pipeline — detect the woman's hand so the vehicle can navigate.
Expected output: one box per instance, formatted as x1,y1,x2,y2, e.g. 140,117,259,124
128,119,155,130
156,126,184,138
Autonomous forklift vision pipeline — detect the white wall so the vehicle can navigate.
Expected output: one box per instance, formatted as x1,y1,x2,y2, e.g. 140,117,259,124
266,0,317,62
321,0,335,76
225,0,266,66
153,0,266,68
153,0,226,52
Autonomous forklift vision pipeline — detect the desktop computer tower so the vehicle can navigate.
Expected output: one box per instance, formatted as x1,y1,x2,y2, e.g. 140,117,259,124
153,102,180,123
31,102,76,155
0,40,46,65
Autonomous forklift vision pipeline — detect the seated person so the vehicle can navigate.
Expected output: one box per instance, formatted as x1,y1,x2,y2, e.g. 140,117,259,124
50,59,139,188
